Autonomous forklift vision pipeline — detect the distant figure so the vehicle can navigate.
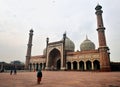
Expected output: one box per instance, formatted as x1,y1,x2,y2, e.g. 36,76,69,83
51,65,54,71
10,69,13,75
37,70,42,84
0,68,4,73
14,68,17,75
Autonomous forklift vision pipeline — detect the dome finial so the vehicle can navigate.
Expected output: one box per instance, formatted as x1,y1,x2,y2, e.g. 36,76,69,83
86,35,88,40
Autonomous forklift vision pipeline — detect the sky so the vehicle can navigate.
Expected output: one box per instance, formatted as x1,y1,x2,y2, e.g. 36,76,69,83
0,0,120,63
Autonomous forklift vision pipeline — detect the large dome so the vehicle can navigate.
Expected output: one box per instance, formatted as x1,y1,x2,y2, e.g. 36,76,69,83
63,37,75,52
80,37,95,51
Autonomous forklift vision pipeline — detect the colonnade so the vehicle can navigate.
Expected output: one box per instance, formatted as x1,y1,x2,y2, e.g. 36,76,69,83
29,60,100,71
29,63,46,71
66,60,100,71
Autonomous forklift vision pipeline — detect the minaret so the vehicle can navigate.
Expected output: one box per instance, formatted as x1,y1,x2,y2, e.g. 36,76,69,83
25,29,33,69
95,4,110,71
45,37,49,70
46,37,49,57
62,32,66,70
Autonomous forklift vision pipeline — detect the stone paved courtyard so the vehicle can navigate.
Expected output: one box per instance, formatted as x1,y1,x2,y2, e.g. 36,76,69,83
0,71,120,87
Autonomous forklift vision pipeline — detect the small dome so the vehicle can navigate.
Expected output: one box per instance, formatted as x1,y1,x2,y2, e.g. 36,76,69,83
30,29,33,32
80,36,95,51
62,37,75,52
95,4,102,10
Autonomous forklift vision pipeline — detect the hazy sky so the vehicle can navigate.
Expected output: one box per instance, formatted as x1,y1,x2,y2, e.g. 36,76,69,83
0,0,120,63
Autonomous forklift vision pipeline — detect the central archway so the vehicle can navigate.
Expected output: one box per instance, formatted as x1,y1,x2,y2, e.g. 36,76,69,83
48,48,61,70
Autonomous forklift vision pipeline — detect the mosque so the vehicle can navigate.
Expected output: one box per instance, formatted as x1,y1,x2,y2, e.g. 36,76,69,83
25,4,111,71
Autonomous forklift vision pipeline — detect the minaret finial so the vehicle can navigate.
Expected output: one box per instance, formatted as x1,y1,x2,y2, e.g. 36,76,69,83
46,37,49,45
63,31,67,38
97,3,99,5
95,3,102,10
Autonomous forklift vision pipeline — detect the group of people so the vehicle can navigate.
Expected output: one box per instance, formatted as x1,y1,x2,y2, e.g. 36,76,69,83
10,67,42,84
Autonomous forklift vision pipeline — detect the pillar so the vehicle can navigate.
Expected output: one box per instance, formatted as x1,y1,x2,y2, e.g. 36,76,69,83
84,62,86,70
92,62,94,70
71,62,73,70
77,62,79,70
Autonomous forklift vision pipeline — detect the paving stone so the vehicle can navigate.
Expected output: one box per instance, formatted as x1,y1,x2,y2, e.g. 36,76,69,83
0,71,120,87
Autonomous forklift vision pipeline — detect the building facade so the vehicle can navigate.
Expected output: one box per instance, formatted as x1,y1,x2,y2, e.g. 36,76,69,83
26,4,111,71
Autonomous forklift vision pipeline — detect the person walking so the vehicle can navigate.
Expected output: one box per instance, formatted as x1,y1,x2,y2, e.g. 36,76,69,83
37,69,42,84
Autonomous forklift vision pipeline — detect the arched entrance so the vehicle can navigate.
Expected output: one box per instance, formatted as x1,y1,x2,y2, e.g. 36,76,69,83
79,61,84,71
93,60,100,70
40,63,42,69
73,61,77,70
86,61,92,70
36,63,38,71
67,62,71,70
48,48,61,70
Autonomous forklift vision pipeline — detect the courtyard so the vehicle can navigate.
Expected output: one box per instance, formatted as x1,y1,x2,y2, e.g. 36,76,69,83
0,71,120,87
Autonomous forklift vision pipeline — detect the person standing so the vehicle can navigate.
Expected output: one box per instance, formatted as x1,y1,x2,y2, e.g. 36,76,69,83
10,69,13,75
14,68,17,75
37,70,42,84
